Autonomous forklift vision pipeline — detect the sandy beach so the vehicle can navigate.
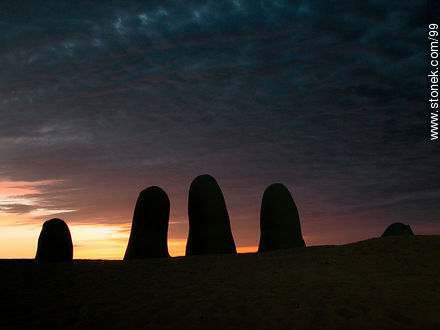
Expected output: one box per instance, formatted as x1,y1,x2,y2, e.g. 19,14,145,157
2,235,439,329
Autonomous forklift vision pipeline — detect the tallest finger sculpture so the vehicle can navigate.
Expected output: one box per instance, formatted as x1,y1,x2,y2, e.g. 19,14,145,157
186,174,236,255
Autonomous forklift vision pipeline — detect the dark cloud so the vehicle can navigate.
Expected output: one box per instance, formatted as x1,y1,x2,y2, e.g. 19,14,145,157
0,0,437,245
0,203,35,214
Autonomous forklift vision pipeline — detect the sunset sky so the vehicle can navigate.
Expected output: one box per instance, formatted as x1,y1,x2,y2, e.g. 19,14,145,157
1,1,438,259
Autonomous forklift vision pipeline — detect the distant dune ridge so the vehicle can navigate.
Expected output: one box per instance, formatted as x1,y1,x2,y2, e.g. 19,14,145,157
186,174,237,255
124,186,170,259
381,222,414,237
258,183,306,252
35,218,73,262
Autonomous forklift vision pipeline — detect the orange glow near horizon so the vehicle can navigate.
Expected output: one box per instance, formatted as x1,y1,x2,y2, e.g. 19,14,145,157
0,217,193,259
237,246,258,253
0,218,257,259
6,214,437,259
0,178,194,259
0,178,261,259
0,184,355,260
5,179,433,259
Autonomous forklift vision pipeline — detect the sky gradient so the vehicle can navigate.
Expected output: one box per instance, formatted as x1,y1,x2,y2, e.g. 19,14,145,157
1,0,438,259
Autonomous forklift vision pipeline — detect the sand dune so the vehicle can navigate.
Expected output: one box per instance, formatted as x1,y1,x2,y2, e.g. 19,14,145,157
1,235,439,329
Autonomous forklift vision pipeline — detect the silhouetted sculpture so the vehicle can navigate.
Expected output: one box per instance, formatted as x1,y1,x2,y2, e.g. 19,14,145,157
124,186,170,259
381,222,414,237
35,218,73,262
258,183,305,252
186,174,236,255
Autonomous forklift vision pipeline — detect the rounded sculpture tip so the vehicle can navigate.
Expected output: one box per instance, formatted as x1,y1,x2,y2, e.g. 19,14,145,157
186,174,237,255
124,186,170,259
381,222,414,237
35,218,73,262
258,183,306,252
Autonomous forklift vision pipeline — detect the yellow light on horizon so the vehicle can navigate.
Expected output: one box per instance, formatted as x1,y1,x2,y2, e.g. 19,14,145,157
237,246,258,253
0,218,260,259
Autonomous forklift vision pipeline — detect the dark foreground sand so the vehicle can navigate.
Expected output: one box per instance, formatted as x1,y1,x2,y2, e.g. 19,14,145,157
1,235,439,329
